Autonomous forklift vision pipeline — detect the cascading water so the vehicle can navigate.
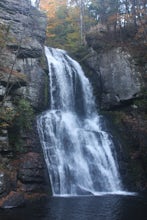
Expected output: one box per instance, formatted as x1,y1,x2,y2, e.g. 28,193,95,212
37,46,123,196
30,0,39,7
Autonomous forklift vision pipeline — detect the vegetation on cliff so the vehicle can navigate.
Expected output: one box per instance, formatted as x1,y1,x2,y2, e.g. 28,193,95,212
0,0,48,205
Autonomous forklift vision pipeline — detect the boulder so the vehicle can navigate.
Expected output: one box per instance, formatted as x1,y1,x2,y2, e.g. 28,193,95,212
85,47,142,109
0,191,25,209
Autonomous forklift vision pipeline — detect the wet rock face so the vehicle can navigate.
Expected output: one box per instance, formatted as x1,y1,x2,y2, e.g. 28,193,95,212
18,152,47,192
0,152,48,204
18,152,45,183
86,47,142,109
106,107,147,191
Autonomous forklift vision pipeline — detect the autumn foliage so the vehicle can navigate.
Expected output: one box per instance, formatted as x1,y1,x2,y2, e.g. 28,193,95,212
39,0,147,50
40,0,83,50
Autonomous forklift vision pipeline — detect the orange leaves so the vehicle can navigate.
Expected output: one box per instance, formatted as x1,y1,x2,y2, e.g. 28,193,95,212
40,0,56,19
40,0,67,19
40,0,69,45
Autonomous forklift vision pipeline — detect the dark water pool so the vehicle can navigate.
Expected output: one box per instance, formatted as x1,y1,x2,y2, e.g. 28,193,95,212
0,194,147,220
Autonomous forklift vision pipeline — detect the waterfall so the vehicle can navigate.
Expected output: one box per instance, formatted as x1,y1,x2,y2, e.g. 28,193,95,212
30,0,39,7
37,47,123,196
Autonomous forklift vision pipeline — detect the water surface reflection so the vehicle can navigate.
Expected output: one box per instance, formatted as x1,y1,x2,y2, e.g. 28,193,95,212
0,195,147,220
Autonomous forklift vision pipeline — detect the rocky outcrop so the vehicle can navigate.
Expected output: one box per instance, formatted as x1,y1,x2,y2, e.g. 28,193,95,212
85,47,143,109
0,191,25,209
0,0,47,110
18,152,46,192
0,0,49,205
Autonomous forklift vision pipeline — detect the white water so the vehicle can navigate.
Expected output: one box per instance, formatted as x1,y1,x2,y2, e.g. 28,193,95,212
30,0,36,6
37,47,123,196
30,0,39,7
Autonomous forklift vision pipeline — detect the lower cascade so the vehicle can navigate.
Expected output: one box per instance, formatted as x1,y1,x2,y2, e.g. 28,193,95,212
37,46,123,196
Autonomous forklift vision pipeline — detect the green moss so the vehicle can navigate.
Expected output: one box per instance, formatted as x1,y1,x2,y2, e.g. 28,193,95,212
8,98,34,153
15,99,34,130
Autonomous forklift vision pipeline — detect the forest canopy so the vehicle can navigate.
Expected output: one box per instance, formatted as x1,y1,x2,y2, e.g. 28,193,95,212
39,0,147,51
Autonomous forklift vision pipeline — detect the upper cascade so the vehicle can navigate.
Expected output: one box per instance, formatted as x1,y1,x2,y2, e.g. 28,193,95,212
30,0,39,7
37,46,123,196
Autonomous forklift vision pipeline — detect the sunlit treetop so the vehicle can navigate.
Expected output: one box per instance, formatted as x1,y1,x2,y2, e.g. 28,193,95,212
40,0,68,18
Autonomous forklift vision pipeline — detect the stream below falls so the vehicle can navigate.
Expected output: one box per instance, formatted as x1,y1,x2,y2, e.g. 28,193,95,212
0,194,147,220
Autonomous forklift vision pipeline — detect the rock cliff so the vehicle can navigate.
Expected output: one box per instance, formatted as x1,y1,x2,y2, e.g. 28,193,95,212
0,0,49,207
0,0,47,110
85,47,143,109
